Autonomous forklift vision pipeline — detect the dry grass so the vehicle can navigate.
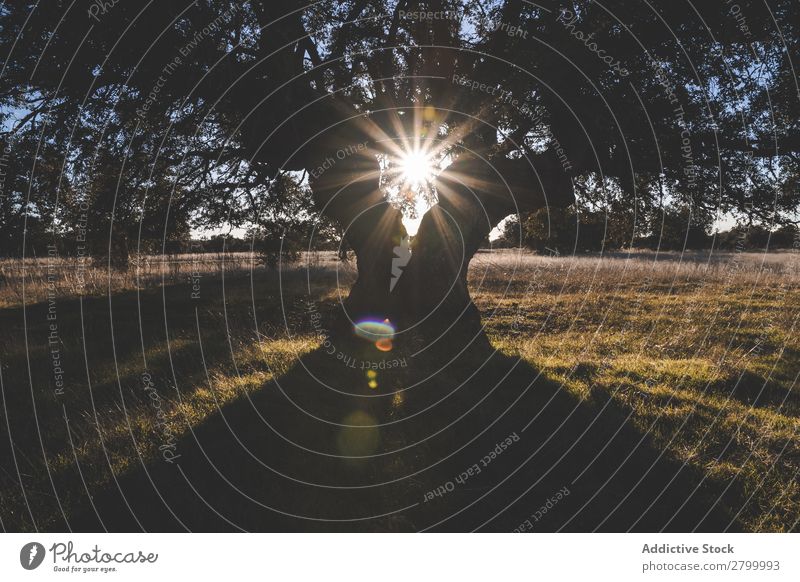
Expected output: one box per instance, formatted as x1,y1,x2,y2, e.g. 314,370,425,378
470,248,800,290
0,251,348,308
0,248,797,531
472,249,800,532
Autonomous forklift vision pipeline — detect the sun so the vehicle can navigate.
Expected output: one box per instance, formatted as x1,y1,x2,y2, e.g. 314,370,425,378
387,145,445,235
399,149,435,186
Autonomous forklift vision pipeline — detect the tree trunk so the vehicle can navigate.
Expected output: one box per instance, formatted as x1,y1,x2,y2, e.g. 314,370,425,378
93,233,130,271
305,131,574,351
307,144,407,336
343,200,406,323
390,196,496,348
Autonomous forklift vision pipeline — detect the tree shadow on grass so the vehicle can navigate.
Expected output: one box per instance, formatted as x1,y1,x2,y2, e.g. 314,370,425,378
72,335,742,532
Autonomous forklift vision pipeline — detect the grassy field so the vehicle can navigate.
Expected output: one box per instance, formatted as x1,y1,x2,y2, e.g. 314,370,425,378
471,250,800,531
0,249,798,531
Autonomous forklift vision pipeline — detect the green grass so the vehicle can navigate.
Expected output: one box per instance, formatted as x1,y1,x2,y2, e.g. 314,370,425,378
0,250,797,531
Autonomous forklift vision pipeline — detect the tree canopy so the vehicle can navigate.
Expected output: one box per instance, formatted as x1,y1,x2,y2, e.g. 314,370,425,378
1,2,797,313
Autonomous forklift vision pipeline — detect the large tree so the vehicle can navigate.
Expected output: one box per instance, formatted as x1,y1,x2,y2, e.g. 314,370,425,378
1,0,798,340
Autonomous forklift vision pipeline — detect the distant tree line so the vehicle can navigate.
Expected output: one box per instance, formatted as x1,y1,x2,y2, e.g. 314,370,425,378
496,205,799,253
0,131,343,267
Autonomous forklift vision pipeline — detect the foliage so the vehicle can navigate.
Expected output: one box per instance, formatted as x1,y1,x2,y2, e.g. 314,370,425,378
0,0,796,265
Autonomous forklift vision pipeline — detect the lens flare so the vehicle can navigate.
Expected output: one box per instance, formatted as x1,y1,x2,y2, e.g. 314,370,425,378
375,338,393,352
337,410,380,458
354,319,395,350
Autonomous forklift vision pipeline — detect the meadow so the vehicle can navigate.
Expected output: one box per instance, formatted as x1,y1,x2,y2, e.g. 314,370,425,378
0,249,797,532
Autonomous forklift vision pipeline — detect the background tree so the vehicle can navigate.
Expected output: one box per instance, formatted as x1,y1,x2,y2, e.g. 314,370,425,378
0,127,73,257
